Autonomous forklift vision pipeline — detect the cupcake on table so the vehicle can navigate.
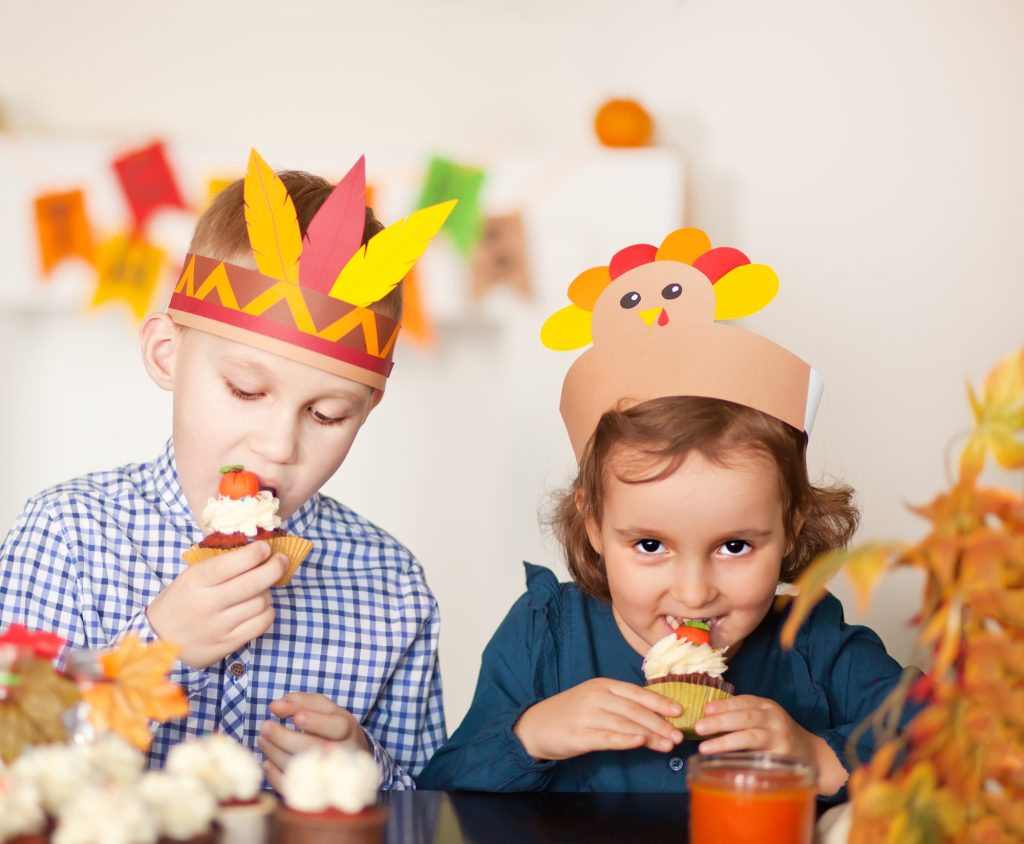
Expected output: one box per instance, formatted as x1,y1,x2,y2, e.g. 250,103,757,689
275,745,386,844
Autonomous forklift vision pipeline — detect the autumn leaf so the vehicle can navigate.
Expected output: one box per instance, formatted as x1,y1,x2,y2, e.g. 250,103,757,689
961,348,1024,480
78,635,188,750
780,543,897,648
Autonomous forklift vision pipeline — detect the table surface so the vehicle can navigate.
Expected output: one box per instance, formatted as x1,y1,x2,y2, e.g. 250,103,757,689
378,790,692,844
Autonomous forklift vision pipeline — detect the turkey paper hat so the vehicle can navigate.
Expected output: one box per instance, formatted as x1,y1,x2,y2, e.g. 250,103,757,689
541,228,822,460
168,150,456,391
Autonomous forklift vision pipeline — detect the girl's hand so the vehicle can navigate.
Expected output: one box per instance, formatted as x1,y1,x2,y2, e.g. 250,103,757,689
259,693,372,791
694,695,848,795
513,678,684,761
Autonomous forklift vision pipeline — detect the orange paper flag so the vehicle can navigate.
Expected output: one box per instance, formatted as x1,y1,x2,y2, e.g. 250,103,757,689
34,190,94,275
92,232,167,320
401,265,435,346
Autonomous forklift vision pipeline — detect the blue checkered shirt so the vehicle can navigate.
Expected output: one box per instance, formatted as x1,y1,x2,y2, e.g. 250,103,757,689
0,440,445,788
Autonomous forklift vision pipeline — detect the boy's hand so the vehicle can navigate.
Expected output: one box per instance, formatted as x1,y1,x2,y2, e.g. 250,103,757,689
259,693,371,791
147,541,286,669
694,695,848,795
513,678,684,761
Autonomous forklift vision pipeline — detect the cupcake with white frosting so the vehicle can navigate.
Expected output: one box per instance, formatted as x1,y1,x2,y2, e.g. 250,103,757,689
642,619,734,737
78,732,146,787
9,743,92,820
275,746,386,844
0,774,46,844
53,784,156,844
137,771,218,844
166,734,274,844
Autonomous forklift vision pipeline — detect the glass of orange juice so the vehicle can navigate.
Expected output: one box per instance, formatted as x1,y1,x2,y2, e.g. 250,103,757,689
688,752,818,844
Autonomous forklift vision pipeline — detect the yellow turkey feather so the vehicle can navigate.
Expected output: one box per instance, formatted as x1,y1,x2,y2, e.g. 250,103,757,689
329,200,457,306
713,264,779,320
244,149,302,285
540,304,593,351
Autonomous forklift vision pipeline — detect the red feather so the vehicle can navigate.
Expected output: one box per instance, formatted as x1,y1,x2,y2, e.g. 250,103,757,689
300,156,367,293
692,246,749,284
609,243,657,280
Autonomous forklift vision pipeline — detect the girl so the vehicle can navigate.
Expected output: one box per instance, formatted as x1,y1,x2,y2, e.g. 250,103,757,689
418,229,918,797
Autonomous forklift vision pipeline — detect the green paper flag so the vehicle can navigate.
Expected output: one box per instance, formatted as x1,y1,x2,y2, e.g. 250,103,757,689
415,156,485,257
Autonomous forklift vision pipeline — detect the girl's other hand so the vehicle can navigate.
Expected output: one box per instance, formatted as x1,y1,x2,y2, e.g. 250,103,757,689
513,678,684,761
694,695,848,795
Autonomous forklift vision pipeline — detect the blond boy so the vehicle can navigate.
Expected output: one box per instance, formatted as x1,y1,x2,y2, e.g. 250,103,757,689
0,155,454,789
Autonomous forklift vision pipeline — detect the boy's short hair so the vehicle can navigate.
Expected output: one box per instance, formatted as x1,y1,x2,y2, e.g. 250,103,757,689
552,396,859,601
189,171,402,322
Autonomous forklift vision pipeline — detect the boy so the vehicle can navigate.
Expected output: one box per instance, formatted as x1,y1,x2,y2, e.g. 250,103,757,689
0,151,455,789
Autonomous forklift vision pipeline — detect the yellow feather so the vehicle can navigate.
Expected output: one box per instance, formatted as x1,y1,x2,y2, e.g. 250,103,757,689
540,304,593,351
329,200,457,307
244,149,302,284
713,264,779,320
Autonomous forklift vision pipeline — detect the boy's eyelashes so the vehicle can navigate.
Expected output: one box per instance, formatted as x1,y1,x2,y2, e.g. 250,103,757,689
224,379,349,427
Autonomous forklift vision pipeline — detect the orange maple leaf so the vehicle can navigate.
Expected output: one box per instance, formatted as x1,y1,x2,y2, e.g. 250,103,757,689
79,635,189,750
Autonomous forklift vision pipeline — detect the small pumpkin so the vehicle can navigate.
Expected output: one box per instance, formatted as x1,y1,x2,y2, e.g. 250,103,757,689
218,465,260,499
593,98,653,148
674,619,710,646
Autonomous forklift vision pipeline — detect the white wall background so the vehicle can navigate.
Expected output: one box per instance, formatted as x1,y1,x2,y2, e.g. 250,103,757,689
1,0,1022,731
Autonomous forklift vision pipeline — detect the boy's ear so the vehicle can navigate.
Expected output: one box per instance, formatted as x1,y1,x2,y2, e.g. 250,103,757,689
139,313,178,391
786,509,807,556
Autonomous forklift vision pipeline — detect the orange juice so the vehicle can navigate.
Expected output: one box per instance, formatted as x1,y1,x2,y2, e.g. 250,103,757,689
688,753,816,844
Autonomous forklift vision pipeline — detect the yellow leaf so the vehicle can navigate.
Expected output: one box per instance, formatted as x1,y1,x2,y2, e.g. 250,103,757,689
329,200,457,307
244,149,302,284
80,635,188,750
780,544,895,648
960,348,1024,478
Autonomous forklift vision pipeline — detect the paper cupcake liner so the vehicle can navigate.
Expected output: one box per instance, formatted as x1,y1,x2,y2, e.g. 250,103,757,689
644,676,734,736
182,534,313,586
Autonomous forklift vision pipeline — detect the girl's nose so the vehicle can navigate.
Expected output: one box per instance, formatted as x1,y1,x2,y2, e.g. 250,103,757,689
669,560,718,611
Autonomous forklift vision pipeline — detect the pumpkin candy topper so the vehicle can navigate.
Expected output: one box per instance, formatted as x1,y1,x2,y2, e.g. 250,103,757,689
218,465,260,499
167,151,457,391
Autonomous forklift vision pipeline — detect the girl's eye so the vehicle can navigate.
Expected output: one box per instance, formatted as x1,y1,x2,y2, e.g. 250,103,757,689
227,382,261,401
635,539,664,555
309,408,346,427
720,540,752,557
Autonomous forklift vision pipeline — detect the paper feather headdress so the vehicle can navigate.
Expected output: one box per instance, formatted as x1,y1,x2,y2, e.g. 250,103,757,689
168,150,455,390
541,228,822,459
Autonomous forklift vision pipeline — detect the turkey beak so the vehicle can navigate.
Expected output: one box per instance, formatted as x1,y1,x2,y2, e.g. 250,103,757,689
638,307,661,327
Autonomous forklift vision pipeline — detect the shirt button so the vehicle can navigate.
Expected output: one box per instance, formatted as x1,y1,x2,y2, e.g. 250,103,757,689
229,662,246,678
668,757,684,772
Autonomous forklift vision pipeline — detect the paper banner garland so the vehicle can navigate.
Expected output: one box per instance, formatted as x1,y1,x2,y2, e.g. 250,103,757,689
111,141,188,233
470,212,531,299
416,156,485,257
34,189,94,275
92,232,167,320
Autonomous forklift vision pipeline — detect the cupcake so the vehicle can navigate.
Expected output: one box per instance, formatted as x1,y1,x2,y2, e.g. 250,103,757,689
52,783,156,844
182,466,312,586
9,743,93,821
0,773,47,844
136,771,219,844
642,619,734,738
77,732,146,786
274,746,386,844
166,734,274,844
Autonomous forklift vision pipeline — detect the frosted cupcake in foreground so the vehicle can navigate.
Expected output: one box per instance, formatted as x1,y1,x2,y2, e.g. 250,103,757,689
642,619,734,738
0,774,46,844
52,784,156,844
182,466,312,586
275,746,386,844
166,734,274,844
137,771,219,844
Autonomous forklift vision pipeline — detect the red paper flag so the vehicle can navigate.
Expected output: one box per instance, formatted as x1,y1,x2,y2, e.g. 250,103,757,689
34,190,94,275
112,141,187,233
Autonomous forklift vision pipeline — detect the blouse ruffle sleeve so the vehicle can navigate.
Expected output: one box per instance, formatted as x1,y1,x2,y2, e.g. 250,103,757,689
416,563,563,791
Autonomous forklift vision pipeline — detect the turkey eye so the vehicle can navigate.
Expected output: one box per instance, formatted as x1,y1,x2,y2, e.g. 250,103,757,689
620,291,641,309
662,283,682,300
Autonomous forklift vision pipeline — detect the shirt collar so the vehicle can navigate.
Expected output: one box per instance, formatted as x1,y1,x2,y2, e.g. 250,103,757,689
153,438,204,542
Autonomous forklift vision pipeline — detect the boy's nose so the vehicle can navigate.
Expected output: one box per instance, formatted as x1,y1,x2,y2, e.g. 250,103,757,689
248,413,300,465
